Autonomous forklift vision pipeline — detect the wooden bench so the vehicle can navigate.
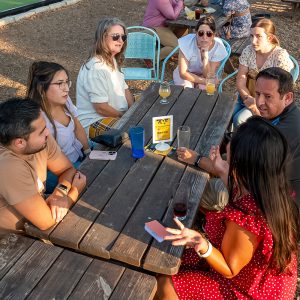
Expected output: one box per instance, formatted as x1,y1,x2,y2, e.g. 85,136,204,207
0,234,157,300
281,0,300,11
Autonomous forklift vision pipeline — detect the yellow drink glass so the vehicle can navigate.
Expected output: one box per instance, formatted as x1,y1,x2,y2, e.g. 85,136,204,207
206,75,216,96
159,81,171,104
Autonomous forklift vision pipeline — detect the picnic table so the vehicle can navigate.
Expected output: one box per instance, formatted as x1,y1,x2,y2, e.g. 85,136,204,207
25,83,234,276
0,234,157,299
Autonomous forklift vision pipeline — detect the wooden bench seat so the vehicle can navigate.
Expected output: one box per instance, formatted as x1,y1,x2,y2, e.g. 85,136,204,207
281,0,300,11
0,234,157,300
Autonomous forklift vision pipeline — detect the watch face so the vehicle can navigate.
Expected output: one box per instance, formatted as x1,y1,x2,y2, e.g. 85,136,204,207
57,184,68,194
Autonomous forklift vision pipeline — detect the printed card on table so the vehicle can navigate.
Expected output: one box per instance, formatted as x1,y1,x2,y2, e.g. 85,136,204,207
152,115,173,144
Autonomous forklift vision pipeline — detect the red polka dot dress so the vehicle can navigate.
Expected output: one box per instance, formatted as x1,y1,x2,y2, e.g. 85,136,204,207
172,193,297,299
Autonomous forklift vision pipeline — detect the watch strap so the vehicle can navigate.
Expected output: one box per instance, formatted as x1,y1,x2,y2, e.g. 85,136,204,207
56,183,69,195
194,154,202,167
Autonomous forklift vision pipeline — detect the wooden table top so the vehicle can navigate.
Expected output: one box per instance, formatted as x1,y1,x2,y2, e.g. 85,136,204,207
25,83,234,275
0,234,157,300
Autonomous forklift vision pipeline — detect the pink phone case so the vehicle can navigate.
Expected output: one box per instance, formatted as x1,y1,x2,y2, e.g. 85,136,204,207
144,220,169,243
89,150,117,160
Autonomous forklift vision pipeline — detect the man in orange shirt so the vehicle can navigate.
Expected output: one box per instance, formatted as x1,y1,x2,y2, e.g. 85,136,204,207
0,98,86,236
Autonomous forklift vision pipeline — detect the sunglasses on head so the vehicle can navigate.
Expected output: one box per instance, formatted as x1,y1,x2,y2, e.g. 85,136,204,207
197,30,213,38
110,33,127,42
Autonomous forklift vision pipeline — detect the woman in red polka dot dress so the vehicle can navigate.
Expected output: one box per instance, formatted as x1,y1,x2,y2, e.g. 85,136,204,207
156,117,299,299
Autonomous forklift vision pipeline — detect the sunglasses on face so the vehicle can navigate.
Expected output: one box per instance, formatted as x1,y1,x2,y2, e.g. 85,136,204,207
197,30,213,38
109,33,127,42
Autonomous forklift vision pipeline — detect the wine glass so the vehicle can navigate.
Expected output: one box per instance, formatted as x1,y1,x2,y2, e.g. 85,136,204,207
159,81,171,104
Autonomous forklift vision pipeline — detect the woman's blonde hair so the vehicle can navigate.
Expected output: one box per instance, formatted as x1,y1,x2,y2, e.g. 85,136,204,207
88,18,127,70
251,18,280,46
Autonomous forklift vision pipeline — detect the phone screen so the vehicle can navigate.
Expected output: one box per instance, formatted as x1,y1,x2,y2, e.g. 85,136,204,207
89,150,117,160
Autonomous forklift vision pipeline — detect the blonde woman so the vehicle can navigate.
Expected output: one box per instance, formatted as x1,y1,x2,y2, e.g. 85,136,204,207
77,18,134,138
233,18,293,128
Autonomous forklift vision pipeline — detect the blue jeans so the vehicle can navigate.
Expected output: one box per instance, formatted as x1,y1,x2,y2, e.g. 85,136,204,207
45,160,81,194
232,95,253,129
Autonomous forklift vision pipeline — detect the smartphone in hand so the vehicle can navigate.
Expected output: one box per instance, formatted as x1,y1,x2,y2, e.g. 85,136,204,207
89,150,117,160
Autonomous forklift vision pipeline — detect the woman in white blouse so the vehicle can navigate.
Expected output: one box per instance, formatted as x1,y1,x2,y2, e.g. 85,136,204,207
173,16,228,88
76,18,134,138
233,18,293,128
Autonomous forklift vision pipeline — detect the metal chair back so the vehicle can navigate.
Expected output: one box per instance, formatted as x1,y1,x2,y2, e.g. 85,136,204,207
218,54,299,93
122,26,160,81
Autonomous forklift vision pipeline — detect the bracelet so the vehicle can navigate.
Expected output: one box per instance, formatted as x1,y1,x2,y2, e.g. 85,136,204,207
194,154,202,167
84,148,91,155
197,240,213,258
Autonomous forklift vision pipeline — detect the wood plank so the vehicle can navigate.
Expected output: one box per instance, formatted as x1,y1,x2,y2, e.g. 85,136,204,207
236,37,250,56
109,89,217,267
79,151,162,258
80,83,161,187
27,249,92,300
143,93,234,275
229,38,246,54
109,268,157,300
0,234,34,280
0,240,63,299
49,85,183,251
68,259,125,300
24,222,56,241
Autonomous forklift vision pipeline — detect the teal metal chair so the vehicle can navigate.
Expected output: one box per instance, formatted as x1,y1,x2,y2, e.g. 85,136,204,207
160,37,231,83
122,26,160,81
218,54,299,93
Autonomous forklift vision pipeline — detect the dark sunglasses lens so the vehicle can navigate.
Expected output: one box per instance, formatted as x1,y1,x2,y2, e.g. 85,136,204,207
112,34,126,42
198,31,204,37
207,32,213,37
112,35,120,41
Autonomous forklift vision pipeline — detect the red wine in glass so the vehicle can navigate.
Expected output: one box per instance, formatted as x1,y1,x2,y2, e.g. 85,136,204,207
173,202,187,220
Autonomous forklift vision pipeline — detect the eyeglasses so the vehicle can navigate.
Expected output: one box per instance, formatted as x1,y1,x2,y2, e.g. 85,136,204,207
109,34,127,42
50,80,72,90
197,30,213,38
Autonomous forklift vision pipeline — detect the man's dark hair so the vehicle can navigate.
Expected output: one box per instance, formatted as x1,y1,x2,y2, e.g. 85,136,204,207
256,67,294,97
0,98,41,146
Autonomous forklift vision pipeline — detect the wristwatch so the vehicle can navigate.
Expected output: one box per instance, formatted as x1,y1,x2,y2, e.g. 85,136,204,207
55,183,69,196
194,154,202,167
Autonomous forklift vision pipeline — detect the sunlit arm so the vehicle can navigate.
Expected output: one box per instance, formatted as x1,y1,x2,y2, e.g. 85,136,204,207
93,102,123,118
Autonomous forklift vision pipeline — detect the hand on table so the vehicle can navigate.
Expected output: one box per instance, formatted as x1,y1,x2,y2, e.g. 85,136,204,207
177,147,198,165
164,218,208,253
46,194,70,223
209,145,229,178
72,171,86,194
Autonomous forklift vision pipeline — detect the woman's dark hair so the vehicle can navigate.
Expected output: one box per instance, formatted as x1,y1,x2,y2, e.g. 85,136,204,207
0,98,41,145
26,61,72,139
228,116,299,272
195,15,216,33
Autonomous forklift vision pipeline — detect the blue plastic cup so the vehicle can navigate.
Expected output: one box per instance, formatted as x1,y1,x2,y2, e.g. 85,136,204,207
129,126,145,158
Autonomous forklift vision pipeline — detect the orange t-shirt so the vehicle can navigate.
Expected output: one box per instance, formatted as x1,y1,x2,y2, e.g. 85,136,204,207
0,135,61,234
